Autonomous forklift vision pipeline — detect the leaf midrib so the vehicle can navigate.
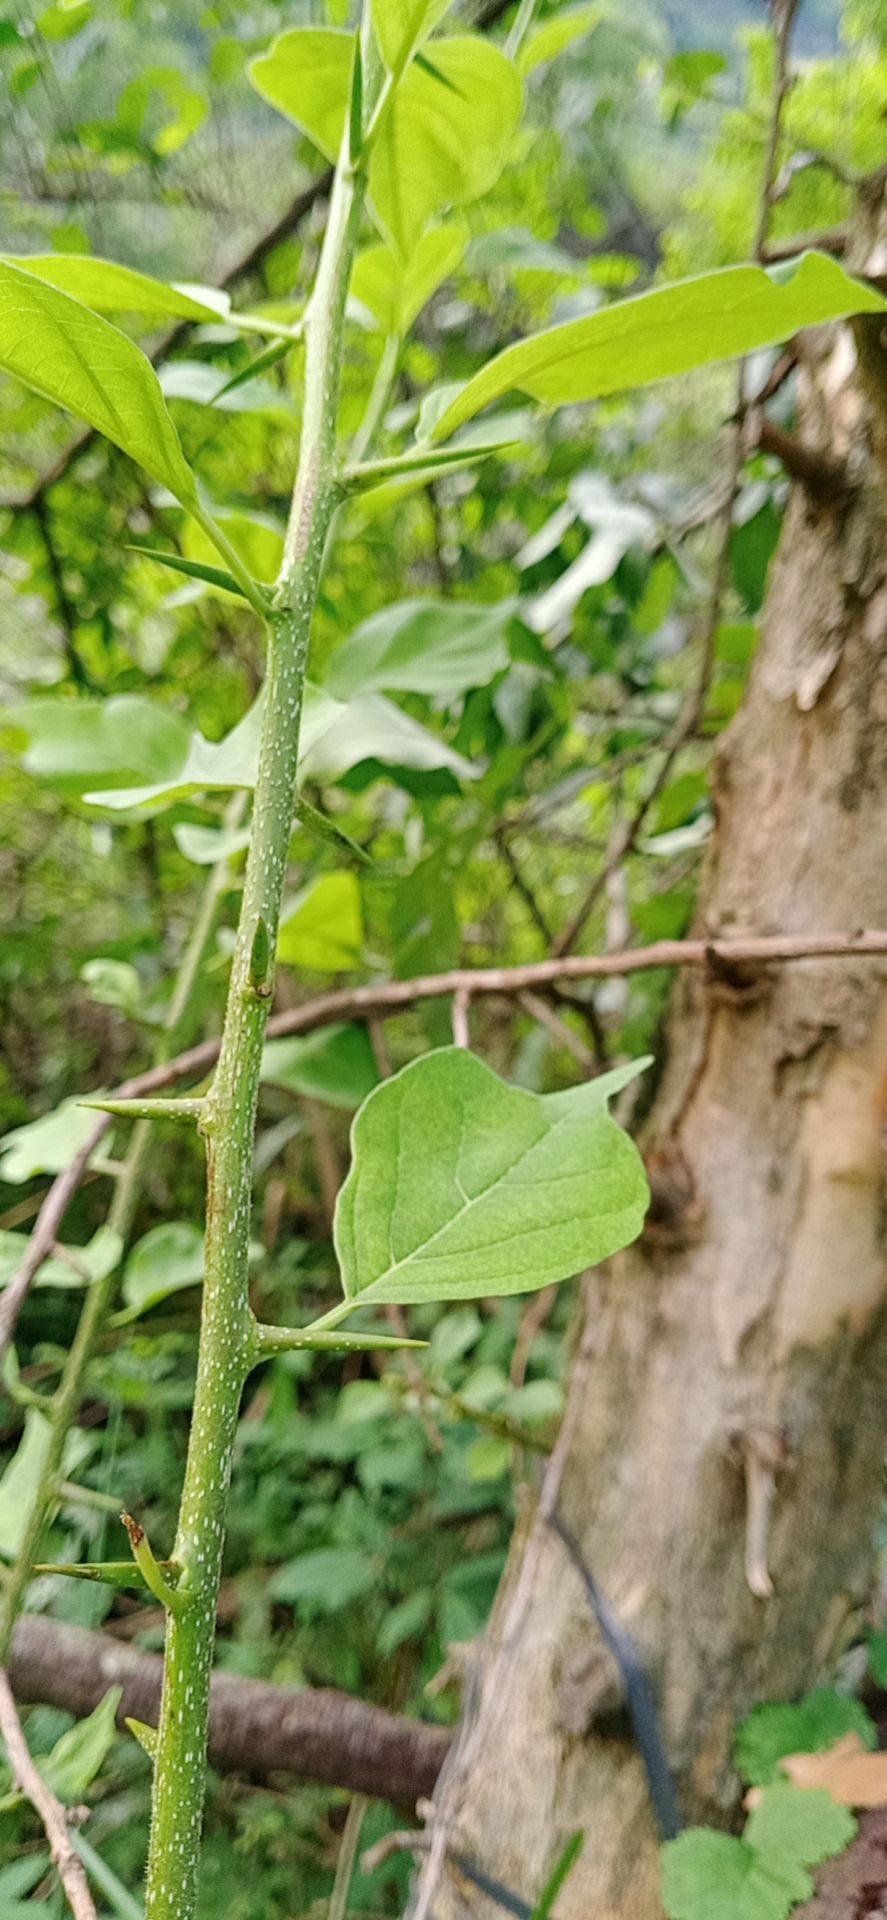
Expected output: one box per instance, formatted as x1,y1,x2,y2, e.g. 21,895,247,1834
353,1105,611,1298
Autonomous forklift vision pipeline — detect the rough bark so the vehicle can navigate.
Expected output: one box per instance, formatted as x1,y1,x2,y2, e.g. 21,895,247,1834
412,197,887,1920
9,1614,448,1805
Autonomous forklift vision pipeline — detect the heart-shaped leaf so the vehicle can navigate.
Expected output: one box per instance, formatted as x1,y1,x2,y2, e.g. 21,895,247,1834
334,1050,649,1308
250,31,521,261
369,38,522,259
249,29,355,161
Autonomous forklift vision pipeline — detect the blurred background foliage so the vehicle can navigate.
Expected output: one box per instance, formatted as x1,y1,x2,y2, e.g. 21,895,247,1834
1,0,884,1912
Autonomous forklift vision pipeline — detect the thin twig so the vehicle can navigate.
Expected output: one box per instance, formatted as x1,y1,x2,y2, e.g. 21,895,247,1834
362,1828,432,1874
517,992,595,1072
451,988,472,1049
495,828,554,946
329,1795,368,1920
0,1667,97,1920
5,930,887,1350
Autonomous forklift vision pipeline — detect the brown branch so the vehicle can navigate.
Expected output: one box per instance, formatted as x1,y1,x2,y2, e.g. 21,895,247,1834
5,929,887,1359
495,826,554,946
756,417,852,500
761,224,849,264
0,1118,110,1366
517,990,595,1072
8,1614,449,1806
0,1665,97,1920
362,1827,432,1873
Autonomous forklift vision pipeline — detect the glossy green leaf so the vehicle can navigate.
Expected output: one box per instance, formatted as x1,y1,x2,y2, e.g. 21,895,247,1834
211,338,291,399
277,871,363,971
372,0,454,74
261,1025,379,1109
324,598,515,699
40,1689,123,1802
0,259,198,506
429,252,887,441
293,797,372,866
172,821,251,866
249,29,355,161
390,848,460,985
159,358,292,418
300,689,478,782
117,64,206,157
0,1098,106,1184
334,1052,650,1308
81,958,145,1019
351,221,469,335
2,253,225,321
465,1433,511,1481
376,1587,433,1656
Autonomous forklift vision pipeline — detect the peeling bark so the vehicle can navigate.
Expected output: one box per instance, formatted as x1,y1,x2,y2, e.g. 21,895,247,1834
412,201,887,1920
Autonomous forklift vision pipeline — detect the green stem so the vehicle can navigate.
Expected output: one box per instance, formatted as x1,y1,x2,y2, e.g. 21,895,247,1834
121,1512,187,1616
143,128,370,1920
349,332,399,467
505,0,541,60
0,826,235,1667
191,505,272,618
252,1320,426,1359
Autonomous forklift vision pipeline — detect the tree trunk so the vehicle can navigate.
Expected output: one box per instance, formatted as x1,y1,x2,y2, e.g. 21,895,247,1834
412,198,887,1920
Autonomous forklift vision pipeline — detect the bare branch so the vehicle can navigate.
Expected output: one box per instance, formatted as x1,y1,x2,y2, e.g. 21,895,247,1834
0,1666,97,1920
5,930,887,1359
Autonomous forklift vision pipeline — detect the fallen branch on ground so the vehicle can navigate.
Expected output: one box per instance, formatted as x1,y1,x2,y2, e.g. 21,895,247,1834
9,1613,450,1805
